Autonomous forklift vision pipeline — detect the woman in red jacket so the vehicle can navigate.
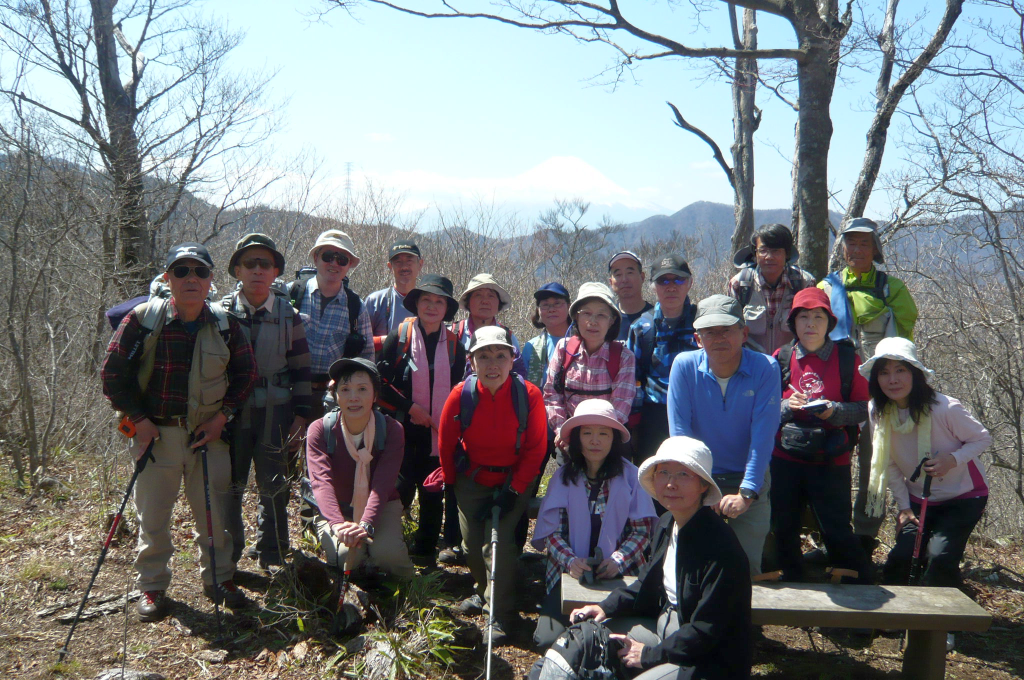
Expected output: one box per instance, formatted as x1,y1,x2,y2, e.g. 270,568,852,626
438,326,548,643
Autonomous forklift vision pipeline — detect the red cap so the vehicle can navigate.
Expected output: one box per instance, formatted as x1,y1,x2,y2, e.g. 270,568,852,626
787,287,837,333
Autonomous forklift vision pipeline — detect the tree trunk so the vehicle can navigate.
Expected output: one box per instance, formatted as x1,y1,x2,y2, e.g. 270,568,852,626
91,0,150,294
729,7,758,254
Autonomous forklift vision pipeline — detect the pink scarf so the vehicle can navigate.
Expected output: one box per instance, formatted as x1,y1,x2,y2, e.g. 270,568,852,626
410,320,451,457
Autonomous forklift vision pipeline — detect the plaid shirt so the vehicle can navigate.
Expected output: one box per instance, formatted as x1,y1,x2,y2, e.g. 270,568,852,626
542,338,636,430
101,300,257,422
543,478,654,592
299,278,375,375
727,268,788,320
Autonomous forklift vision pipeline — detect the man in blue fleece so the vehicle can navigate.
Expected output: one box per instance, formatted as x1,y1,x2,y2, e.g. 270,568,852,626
667,295,781,576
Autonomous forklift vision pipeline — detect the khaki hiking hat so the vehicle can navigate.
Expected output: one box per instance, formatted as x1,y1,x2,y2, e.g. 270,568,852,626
459,273,512,312
839,217,885,264
467,325,515,354
309,229,361,268
638,436,723,507
858,337,935,384
569,281,620,321
229,233,285,274
558,398,630,444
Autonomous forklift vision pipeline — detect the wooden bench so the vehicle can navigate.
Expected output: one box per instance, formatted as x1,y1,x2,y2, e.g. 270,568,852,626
562,577,991,680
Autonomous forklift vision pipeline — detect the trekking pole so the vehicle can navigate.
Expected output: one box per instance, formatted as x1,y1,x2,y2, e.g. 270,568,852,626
58,439,155,663
486,504,500,680
908,458,935,586
197,440,225,642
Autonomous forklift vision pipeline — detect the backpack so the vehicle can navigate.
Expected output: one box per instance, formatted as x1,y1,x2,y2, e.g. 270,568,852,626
452,373,530,477
288,267,366,358
527,619,623,680
551,336,624,398
299,409,388,528
734,263,813,309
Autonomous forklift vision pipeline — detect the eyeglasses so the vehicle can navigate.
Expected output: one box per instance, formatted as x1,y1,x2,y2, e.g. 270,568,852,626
756,247,784,258
241,258,274,270
539,301,567,312
577,311,612,325
170,265,212,279
654,468,698,484
320,251,349,266
655,276,689,287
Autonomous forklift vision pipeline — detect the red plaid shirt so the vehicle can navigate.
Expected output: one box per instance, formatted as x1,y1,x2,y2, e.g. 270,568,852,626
102,300,258,422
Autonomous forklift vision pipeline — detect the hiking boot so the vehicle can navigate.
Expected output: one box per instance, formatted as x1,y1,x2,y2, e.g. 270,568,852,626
485,618,509,645
136,590,169,622
258,553,286,573
242,545,260,561
204,580,250,608
858,535,880,557
455,593,485,615
802,546,830,565
438,546,466,566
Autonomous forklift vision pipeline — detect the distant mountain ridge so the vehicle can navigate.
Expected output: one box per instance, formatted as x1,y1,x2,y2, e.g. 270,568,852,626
625,201,843,243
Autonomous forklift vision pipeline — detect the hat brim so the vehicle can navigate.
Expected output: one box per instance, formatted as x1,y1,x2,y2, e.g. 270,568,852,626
460,284,512,312
328,357,379,383
733,246,755,268
693,313,742,330
569,295,621,321
534,290,570,302
840,228,885,265
558,412,630,443
608,253,641,270
468,339,515,354
404,287,459,322
637,455,723,507
229,244,285,275
167,255,214,270
858,351,934,384
309,244,361,268
651,269,691,282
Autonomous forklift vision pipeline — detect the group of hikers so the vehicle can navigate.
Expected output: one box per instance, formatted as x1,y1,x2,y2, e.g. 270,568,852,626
99,218,991,679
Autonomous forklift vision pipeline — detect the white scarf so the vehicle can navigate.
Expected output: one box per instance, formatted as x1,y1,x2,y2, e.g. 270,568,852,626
339,414,375,525
867,402,931,517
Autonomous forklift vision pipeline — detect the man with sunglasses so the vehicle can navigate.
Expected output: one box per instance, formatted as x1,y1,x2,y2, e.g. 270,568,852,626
627,254,699,465
295,230,375,421
102,242,258,622
219,234,312,570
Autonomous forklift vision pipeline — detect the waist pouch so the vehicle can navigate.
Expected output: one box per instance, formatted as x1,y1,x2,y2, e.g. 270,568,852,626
780,423,850,462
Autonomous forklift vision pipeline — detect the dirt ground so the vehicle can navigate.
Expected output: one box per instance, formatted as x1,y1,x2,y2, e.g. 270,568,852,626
2,452,1023,680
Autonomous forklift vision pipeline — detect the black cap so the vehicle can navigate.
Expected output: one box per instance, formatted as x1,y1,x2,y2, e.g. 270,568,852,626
651,254,691,281
328,357,380,383
389,240,422,260
229,233,285,274
165,242,214,270
403,273,459,322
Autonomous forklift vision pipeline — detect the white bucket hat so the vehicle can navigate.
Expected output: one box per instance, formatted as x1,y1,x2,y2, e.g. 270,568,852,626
558,399,630,444
468,325,515,354
858,336,934,384
638,436,723,507
460,273,512,312
569,281,621,321
309,229,361,268
839,217,885,264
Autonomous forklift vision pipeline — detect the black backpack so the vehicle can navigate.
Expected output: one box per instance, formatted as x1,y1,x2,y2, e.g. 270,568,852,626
528,619,623,680
288,267,366,358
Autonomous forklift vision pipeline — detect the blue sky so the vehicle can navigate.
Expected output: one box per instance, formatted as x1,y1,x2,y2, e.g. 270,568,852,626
209,1,963,224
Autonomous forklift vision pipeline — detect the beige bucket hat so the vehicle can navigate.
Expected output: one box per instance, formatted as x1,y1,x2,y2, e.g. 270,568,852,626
459,273,512,312
309,229,360,268
569,281,621,321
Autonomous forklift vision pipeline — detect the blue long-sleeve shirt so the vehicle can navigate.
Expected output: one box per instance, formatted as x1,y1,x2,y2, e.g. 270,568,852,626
667,348,781,494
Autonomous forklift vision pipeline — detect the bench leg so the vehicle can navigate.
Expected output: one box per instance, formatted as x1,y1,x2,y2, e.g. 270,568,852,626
902,630,946,680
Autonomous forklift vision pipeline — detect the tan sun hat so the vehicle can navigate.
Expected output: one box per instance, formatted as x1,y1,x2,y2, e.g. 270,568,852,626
467,325,516,354
637,436,723,507
459,273,512,312
569,281,621,321
309,229,360,268
558,399,630,444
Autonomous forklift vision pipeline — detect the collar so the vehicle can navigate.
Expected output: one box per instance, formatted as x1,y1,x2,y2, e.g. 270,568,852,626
697,347,752,379
167,297,212,324
794,338,834,361
842,266,877,286
238,291,275,315
581,340,611,361
654,299,692,324
756,266,791,290
474,374,513,399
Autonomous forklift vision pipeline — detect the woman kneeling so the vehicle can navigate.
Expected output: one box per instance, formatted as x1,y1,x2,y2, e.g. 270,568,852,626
531,399,656,648
306,358,414,580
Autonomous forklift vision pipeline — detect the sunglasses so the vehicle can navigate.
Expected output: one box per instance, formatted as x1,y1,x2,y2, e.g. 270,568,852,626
655,276,689,286
170,265,212,279
241,258,274,270
320,251,349,266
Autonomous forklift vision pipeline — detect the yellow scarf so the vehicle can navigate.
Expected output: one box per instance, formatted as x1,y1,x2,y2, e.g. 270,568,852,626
867,403,931,517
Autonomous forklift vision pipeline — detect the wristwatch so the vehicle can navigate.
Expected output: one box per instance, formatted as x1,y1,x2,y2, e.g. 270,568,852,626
359,521,375,538
220,406,235,423
739,488,759,501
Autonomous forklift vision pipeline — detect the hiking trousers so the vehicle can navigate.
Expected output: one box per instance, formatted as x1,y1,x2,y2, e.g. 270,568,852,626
852,423,885,539
227,402,292,563
713,472,771,578
314,500,414,579
133,425,234,592
396,428,444,554
608,610,734,679
455,474,533,621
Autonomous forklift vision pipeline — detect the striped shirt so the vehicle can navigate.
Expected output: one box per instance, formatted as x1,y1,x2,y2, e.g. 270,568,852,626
543,477,654,592
298,278,375,375
542,338,637,430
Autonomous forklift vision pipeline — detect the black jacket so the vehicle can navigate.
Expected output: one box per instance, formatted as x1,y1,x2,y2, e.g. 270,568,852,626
599,506,752,678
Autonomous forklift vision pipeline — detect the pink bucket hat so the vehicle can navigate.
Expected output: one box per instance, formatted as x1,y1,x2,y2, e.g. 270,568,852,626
557,399,630,444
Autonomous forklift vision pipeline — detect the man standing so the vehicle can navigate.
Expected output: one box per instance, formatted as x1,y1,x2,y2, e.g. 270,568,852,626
293,229,375,419
102,243,258,621
727,223,816,355
219,234,312,569
819,217,918,552
365,239,423,349
667,295,781,576
608,251,653,341
627,254,699,464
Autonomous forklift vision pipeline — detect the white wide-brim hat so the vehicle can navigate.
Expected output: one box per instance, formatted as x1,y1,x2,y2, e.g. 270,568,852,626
468,325,515,354
460,273,512,312
858,336,934,384
309,229,361,267
558,399,630,444
638,436,723,507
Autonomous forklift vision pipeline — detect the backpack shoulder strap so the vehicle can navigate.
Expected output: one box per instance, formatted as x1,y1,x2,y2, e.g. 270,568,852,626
288,279,304,312
554,335,582,394
445,327,459,367
135,298,170,392
511,375,529,455
607,340,623,380
323,410,341,456
209,303,232,340
345,284,362,334
457,376,478,434
874,270,889,301
373,410,388,452
836,340,857,402
778,341,795,393
735,265,756,308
